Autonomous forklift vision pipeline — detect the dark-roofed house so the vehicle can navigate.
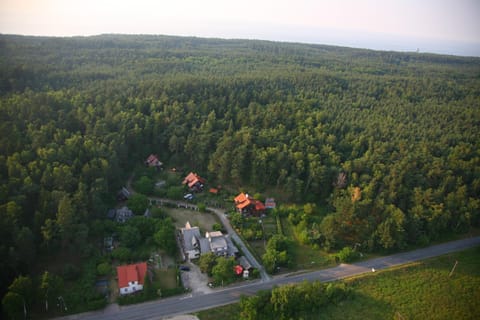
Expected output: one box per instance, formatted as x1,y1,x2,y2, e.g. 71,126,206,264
182,172,206,192
206,231,228,256
117,187,130,201
180,222,202,260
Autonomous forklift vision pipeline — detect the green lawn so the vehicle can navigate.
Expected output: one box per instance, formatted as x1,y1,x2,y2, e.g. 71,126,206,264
165,207,220,232
196,247,480,320
280,217,335,270
156,268,178,290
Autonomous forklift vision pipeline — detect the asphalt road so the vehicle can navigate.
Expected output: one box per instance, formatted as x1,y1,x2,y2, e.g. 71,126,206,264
59,236,480,320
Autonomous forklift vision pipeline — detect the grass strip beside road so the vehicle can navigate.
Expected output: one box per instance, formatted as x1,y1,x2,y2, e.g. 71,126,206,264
197,246,480,320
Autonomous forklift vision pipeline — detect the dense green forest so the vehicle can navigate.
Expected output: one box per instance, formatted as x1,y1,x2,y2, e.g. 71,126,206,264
1,34,479,315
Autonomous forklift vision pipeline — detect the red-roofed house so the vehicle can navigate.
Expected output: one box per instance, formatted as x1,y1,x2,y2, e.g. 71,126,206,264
183,172,206,192
116,262,148,295
145,154,163,169
234,193,265,216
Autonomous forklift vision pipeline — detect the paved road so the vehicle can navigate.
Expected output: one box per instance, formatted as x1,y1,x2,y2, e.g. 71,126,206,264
59,236,480,320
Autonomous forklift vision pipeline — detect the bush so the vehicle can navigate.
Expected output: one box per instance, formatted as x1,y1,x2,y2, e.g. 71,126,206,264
63,264,81,280
134,176,154,195
166,186,184,200
111,247,132,262
198,203,206,212
336,246,359,263
96,262,112,276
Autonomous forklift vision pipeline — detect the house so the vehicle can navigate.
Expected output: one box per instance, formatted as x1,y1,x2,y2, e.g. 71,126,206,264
238,256,253,278
116,206,134,223
234,193,266,216
145,154,163,169
182,172,206,192
206,231,228,256
180,222,238,260
117,187,130,201
116,262,148,295
180,222,203,260
265,198,276,209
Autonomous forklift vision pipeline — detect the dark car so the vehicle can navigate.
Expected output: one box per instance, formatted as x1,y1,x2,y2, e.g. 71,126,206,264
179,265,190,271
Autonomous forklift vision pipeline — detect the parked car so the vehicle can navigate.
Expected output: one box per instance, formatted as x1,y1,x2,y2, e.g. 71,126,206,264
184,193,194,200
179,265,190,271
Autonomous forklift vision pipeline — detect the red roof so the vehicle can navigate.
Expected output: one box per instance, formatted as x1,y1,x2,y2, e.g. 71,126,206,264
209,188,219,194
117,262,147,288
254,200,266,211
234,265,244,275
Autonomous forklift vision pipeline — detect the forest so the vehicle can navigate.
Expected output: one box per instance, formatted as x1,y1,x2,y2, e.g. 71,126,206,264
0,34,479,316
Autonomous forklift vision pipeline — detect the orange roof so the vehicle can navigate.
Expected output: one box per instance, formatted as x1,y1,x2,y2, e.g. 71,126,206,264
183,172,206,187
117,262,147,288
209,188,219,194
236,198,253,209
234,193,248,204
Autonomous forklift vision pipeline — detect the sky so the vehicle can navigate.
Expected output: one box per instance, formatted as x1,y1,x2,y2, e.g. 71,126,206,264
1,0,479,56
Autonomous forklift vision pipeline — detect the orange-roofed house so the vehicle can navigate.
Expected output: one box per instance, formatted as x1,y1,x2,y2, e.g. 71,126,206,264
183,172,206,192
116,262,148,295
234,192,265,216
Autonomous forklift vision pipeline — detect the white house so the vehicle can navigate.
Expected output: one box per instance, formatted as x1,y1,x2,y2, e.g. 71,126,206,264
116,262,147,295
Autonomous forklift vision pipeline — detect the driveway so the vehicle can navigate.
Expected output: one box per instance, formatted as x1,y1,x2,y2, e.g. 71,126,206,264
180,261,212,295
151,197,271,282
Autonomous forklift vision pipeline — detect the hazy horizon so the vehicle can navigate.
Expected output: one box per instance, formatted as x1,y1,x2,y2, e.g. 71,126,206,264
1,0,479,57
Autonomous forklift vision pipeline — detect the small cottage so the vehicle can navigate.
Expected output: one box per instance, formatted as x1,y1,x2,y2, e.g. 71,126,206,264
117,262,147,295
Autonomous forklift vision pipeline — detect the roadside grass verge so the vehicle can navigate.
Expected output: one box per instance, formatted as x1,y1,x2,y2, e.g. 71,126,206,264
196,246,480,320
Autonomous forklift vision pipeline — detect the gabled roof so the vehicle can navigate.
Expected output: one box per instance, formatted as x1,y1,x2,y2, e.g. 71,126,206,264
146,154,162,166
254,200,266,211
238,256,252,270
234,192,248,204
181,222,202,251
117,262,147,288
235,192,254,210
183,172,206,188
237,199,253,209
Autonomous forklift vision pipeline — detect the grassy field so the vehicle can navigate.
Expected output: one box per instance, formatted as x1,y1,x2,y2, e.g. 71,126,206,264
196,246,480,320
165,207,220,232
156,268,178,290
280,217,335,270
